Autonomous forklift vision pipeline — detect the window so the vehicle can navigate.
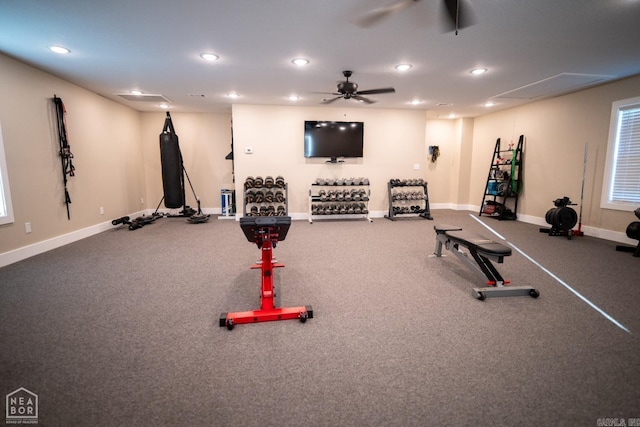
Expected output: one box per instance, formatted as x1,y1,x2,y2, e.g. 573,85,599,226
601,96,640,211
0,121,15,225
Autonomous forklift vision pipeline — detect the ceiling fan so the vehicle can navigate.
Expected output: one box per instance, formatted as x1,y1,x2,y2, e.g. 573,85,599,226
355,0,475,35
319,71,395,105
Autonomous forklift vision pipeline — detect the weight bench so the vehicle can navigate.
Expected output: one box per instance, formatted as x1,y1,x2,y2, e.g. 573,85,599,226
433,224,540,300
219,216,313,330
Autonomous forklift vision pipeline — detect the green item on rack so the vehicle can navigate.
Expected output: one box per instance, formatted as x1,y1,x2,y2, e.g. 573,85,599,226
510,149,518,194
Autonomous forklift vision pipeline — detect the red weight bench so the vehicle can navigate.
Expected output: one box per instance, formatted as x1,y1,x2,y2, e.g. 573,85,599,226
219,216,313,330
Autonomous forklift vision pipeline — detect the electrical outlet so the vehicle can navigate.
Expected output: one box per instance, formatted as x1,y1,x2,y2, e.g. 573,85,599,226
25,222,31,234
140,197,144,205
100,207,105,215
414,163,420,170
245,147,253,154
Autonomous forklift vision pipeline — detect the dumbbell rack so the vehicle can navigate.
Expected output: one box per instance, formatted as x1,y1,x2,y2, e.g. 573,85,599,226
243,179,288,217
385,179,432,220
308,180,372,223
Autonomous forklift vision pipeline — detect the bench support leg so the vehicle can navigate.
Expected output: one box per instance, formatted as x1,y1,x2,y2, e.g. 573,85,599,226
472,285,540,300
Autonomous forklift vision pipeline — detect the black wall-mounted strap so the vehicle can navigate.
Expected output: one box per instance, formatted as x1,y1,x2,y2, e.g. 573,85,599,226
53,95,75,220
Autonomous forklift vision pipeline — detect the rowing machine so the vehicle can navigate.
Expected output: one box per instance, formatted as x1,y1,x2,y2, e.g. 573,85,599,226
219,216,313,330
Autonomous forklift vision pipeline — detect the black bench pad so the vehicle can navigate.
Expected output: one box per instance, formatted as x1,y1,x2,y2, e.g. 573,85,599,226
445,230,512,257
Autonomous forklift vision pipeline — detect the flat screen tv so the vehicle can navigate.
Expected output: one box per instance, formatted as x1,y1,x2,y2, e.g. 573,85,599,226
304,121,364,162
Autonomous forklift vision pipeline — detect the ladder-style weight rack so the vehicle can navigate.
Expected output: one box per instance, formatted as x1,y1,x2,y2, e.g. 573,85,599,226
479,135,523,220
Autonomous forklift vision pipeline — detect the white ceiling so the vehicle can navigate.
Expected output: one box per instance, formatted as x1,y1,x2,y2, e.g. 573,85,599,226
2,0,640,118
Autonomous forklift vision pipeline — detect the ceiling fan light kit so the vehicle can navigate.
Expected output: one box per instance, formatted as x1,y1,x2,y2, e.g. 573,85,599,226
319,70,396,105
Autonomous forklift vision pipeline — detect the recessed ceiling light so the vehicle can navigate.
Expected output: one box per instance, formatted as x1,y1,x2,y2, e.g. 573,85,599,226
291,58,310,66
158,104,169,109
395,64,412,71
470,68,487,75
200,53,219,61
50,46,70,54
484,101,495,107
130,90,143,96
287,95,300,101
410,99,423,105
227,92,239,98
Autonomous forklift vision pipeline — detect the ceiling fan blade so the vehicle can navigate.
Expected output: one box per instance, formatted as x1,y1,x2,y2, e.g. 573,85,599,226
442,0,475,33
357,87,396,95
321,96,342,104
353,0,420,28
310,91,341,95
352,95,376,104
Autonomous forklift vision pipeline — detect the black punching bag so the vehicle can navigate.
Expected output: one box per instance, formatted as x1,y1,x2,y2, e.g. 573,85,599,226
159,112,184,209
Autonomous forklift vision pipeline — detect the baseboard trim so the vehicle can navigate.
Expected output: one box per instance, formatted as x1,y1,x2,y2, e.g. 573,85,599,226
0,208,230,268
2,205,637,268
1,216,132,269
472,207,638,246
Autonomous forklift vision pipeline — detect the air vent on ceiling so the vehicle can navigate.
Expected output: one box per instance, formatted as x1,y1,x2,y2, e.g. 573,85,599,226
493,73,614,100
115,93,172,102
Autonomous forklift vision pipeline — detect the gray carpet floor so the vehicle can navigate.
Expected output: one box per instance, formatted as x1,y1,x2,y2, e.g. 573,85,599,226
1,209,639,426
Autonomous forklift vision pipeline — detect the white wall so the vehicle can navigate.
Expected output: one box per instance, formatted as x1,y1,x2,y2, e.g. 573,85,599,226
140,112,233,214
424,118,472,209
471,74,640,239
3,49,640,267
0,53,144,262
231,104,432,216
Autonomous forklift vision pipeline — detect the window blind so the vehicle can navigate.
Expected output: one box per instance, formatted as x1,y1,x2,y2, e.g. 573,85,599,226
0,120,14,225
611,106,640,203
0,173,7,217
